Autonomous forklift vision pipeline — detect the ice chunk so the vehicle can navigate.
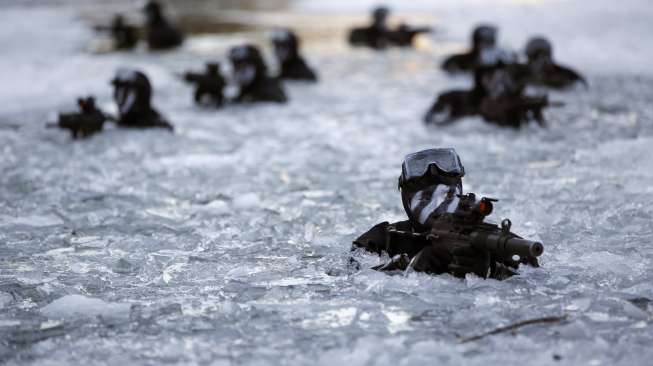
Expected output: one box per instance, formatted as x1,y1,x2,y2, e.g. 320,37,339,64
233,193,261,210
0,292,12,308
41,295,131,320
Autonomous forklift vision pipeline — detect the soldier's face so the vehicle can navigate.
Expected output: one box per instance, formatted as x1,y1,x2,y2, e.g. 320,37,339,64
114,84,136,114
233,62,257,86
407,184,461,225
274,43,292,62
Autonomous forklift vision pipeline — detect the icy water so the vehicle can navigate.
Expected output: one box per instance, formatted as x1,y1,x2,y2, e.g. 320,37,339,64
1,0,653,365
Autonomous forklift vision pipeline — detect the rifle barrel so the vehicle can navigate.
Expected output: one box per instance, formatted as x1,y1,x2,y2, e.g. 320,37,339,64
472,232,544,258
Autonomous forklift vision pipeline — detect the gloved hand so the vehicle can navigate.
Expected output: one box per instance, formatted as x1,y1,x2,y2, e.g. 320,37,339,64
448,246,491,278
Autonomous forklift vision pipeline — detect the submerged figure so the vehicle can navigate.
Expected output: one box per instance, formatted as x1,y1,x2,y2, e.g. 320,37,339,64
349,6,430,49
426,49,548,128
143,1,183,50
441,24,498,73
94,14,138,50
270,29,318,81
352,148,542,278
48,96,107,139
183,62,225,106
111,69,173,130
228,45,287,103
524,37,586,89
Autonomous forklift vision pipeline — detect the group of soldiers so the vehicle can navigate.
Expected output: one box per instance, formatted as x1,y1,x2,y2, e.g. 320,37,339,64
46,5,585,279
426,24,585,128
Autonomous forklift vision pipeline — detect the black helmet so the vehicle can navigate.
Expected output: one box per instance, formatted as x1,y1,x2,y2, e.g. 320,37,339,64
270,28,298,48
229,45,264,66
270,28,300,61
398,148,465,227
472,24,497,49
372,6,389,22
143,1,163,22
111,69,153,111
525,36,553,61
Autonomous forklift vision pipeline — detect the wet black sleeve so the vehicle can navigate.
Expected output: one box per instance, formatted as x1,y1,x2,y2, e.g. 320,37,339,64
352,221,390,255
555,64,587,87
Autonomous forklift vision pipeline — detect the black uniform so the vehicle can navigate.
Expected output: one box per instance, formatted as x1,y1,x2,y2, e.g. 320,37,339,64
143,1,183,50
229,45,287,103
271,29,318,81
184,63,225,106
111,69,173,130
524,37,586,89
352,148,538,278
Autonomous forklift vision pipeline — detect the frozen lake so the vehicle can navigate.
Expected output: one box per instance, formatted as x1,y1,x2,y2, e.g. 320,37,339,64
1,0,652,365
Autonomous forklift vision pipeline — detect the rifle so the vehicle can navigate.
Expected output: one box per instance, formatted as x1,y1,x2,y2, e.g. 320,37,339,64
389,193,544,268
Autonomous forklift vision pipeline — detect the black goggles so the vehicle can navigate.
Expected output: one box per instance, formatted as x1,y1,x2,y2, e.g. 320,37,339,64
398,148,464,190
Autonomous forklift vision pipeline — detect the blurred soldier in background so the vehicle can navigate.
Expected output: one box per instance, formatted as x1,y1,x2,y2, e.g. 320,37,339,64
183,62,225,106
349,6,430,49
143,1,183,50
524,36,586,89
94,14,138,50
426,48,549,128
228,45,287,103
270,29,317,81
111,69,173,130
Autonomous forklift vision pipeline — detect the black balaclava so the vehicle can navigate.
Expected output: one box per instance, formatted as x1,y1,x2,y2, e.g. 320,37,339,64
472,25,497,53
525,36,554,70
398,148,465,228
228,45,267,88
111,69,152,116
271,29,300,63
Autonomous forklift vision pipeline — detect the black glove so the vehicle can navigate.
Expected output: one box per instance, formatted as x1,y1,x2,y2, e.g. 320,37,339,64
448,246,491,278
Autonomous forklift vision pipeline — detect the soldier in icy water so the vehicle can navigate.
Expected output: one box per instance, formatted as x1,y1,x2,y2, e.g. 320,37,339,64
183,62,225,106
111,69,173,130
441,24,499,74
143,1,183,50
348,6,431,49
352,148,541,279
48,96,107,139
228,45,287,103
425,48,549,128
523,37,586,89
94,14,138,50
270,29,318,82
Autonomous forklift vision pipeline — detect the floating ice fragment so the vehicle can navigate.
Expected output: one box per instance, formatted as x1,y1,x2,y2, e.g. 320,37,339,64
0,292,12,308
233,193,261,209
41,295,130,320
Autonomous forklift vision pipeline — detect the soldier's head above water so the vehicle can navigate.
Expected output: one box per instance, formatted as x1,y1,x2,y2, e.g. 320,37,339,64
111,69,173,130
143,1,164,24
523,36,586,89
525,37,553,65
228,45,288,103
472,24,497,52
271,29,300,62
270,29,318,81
398,148,465,228
372,6,390,26
229,45,267,86
142,0,183,50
